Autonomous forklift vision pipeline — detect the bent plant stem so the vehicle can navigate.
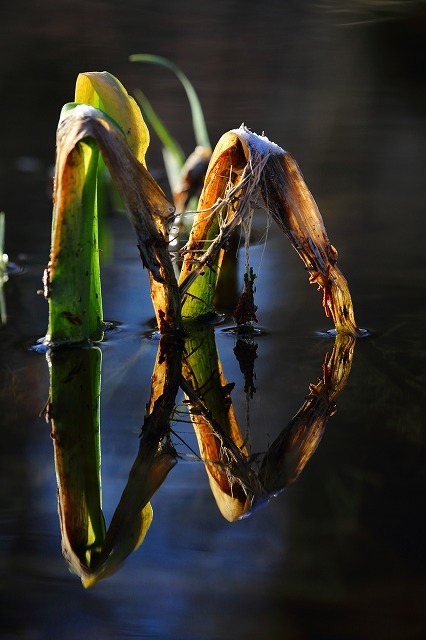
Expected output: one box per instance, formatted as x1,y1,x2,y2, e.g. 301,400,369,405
179,125,360,335
47,69,153,346
48,335,182,588
261,152,360,335
47,104,181,341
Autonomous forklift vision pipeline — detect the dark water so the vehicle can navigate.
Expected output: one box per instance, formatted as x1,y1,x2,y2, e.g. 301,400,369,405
1,2,426,639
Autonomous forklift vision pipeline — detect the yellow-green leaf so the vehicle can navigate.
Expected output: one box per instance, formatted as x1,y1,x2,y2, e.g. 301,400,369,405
75,71,149,166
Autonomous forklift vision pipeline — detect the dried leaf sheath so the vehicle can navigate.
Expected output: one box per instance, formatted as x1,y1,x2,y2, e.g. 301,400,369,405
178,133,247,318
261,152,360,335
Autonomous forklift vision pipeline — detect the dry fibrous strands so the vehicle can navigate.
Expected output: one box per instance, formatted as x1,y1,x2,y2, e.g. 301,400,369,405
179,166,261,296
55,104,181,333
178,130,265,316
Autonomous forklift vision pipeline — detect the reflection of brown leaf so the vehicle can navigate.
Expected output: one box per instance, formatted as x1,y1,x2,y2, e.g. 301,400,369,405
259,334,355,494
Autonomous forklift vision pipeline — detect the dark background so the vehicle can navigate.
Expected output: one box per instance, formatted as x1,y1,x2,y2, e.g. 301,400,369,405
1,2,425,639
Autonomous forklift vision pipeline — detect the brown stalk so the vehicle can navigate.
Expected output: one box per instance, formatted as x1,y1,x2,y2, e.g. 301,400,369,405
261,151,360,335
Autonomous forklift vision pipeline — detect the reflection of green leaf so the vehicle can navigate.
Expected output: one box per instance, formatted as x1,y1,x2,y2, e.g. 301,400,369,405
81,503,153,589
48,347,106,574
134,88,185,165
130,53,210,149
182,324,260,521
49,335,181,587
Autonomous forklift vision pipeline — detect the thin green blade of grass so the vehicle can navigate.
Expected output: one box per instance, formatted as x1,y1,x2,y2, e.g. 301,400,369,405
133,88,185,192
133,88,185,166
130,53,210,149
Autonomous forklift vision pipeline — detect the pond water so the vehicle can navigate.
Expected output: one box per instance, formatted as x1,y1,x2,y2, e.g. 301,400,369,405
1,2,426,639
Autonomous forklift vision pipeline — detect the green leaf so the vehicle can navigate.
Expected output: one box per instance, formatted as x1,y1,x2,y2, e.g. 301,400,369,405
133,87,185,191
47,134,103,345
133,88,185,165
75,71,150,166
48,103,181,337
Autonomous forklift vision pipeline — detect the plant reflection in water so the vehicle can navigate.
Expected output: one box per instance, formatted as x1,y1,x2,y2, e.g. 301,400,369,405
45,325,355,587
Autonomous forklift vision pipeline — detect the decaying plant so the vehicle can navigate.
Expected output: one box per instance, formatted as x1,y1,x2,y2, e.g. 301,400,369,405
178,126,362,335
44,69,363,343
